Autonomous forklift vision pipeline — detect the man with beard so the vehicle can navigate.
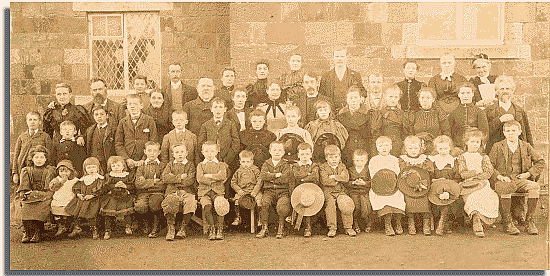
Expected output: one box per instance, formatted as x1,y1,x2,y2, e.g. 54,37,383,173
319,47,366,113
83,78,125,128
294,70,330,127
162,63,198,112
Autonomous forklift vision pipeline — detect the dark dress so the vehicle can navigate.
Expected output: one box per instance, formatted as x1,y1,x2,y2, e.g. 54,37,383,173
17,165,56,221
143,104,173,144
65,175,105,219
43,102,93,142
337,106,370,167
100,173,135,220
428,73,468,116
398,156,434,214
239,127,277,169
407,108,451,155
246,78,269,108
429,155,462,216
448,103,489,149
371,107,407,157
279,69,305,103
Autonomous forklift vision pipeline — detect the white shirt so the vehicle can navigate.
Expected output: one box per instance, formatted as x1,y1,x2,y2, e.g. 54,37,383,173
171,80,181,90
29,129,39,136
507,140,519,153
441,71,454,81
175,128,186,134
234,108,246,131
370,93,382,107
202,158,219,164
355,166,364,174
328,163,339,170
298,160,313,166
174,159,188,165
272,159,281,167
499,100,512,112
307,92,319,98
97,122,108,129
368,155,400,178
335,67,346,81
144,158,160,165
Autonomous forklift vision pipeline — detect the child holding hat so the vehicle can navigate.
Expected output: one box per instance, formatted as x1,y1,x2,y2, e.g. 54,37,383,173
49,160,78,238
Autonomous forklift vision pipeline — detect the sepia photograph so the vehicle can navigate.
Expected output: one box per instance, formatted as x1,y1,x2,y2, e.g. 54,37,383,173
7,1,549,271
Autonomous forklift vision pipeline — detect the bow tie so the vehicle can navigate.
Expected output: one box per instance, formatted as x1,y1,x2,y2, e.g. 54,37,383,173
265,101,285,118
215,120,222,125
441,74,452,81
60,138,76,143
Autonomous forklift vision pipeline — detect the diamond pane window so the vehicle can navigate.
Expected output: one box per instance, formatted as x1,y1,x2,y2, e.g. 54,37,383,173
89,13,160,98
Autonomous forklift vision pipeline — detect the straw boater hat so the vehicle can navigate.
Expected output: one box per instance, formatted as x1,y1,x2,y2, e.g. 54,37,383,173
371,169,399,196
214,196,230,216
397,166,431,198
291,183,324,217
336,195,355,213
459,180,489,195
428,179,461,206
239,194,256,210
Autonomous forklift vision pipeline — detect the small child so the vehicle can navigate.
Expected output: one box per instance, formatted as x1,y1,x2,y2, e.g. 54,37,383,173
448,83,489,150
319,145,356,237
161,144,198,241
368,136,405,236
398,136,435,235
143,90,173,143
17,145,56,243
346,149,372,234
290,143,320,237
489,120,546,235
52,120,87,176
429,135,460,236
371,86,407,157
230,150,262,226
49,160,78,238
65,157,105,240
115,94,158,171
134,141,166,238
305,100,349,163
457,130,499,237
338,86,370,167
227,85,252,132
12,111,53,185
197,141,229,240
257,81,289,134
276,105,314,148
85,106,117,173
160,110,198,165
100,156,135,240
239,109,277,168
256,141,292,239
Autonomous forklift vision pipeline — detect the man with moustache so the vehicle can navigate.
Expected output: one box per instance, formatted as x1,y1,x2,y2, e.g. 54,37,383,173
319,47,366,112
183,78,216,137
363,73,385,112
82,78,125,128
294,70,330,127
162,63,198,111
395,60,426,112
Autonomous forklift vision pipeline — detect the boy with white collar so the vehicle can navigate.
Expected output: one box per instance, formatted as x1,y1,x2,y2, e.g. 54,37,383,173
160,110,198,165
197,141,229,240
135,141,166,238
161,144,197,241
52,120,86,176
489,120,546,235
347,149,372,234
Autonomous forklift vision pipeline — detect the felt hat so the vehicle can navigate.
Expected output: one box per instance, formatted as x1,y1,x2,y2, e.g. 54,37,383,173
239,194,256,210
279,133,305,157
336,194,355,214
56,159,75,172
428,179,461,205
291,183,324,216
313,132,341,162
371,169,398,196
397,166,431,198
246,144,270,165
21,190,51,203
494,180,518,195
459,180,489,195
214,196,230,216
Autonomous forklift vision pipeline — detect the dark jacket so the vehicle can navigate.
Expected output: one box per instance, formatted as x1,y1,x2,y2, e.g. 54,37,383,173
489,139,546,183
396,78,426,112
485,101,533,154
115,113,158,161
162,81,198,111
319,68,366,112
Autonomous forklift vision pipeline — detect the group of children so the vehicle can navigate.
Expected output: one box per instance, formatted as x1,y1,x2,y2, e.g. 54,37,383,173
13,78,545,243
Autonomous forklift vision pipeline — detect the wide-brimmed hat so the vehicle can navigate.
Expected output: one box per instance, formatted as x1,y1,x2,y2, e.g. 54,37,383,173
214,196,230,216
246,144,270,164
313,132,341,162
494,180,518,195
371,169,398,196
56,160,75,173
279,133,305,156
239,194,256,210
336,194,355,214
397,166,431,198
428,179,461,205
460,180,489,195
291,183,324,216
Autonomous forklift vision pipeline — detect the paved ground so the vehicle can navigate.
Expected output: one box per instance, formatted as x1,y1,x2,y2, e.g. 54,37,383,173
9,211,549,271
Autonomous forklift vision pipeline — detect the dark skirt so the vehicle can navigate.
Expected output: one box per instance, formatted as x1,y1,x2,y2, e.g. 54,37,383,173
100,194,134,219
404,195,431,213
66,197,100,219
21,200,51,221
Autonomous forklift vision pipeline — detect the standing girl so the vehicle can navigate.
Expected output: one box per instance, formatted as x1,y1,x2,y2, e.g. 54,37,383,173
305,100,348,163
49,160,78,237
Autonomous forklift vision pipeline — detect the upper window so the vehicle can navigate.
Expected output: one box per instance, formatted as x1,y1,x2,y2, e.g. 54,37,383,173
89,12,161,95
418,3,504,46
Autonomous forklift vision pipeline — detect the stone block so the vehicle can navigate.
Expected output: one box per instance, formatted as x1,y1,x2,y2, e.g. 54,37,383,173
305,22,337,45
72,64,88,80
64,49,88,64
533,60,549,77
513,77,535,96
11,33,44,49
36,80,52,95
333,2,365,22
11,49,21,64
198,33,216,49
504,23,523,45
416,59,441,78
61,17,87,34
44,2,73,17
380,59,407,78
23,65,36,79
61,64,72,80
506,3,536,23
524,94,548,117
532,22,549,44
455,60,475,78
181,17,202,33
231,22,250,46
381,23,402,46
353,22,382,45
388,2,418,23
21,2,44,18
402,23,419,45
201,17,216,33
18,48,42,65
536,2,549,22
11,17,35,33
10,64,24,79
216,16,230,33
531,43,550,61
281,3,300,22
348,45,390,59
161,16,174,32
337,21,354,45
58,34,87,49
11,79,35,95
68,80,88,96
231,3,281,23
218,33,230,49
161,32,174,48
542,78,550,95
42,48,64,64
250,22,267,45
366,2,388,23
298,3,331,22
215,47,231,66
391,45,406,59
216,3,230,17
33,64,62,79
265,23,306,45
290,45,322,61
490,60,506,76
503,60,533,77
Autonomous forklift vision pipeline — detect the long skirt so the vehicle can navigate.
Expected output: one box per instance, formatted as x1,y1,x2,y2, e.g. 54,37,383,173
21,200,52,221
463,185,499,224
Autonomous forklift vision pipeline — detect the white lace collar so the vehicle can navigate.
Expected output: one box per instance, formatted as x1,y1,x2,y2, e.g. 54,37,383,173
428,155,455,170
81,173,104,186
400,154,427,166
109,171,129,178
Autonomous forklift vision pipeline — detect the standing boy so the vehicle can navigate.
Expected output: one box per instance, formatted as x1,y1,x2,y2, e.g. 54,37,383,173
85,107,117,173
347,149,372,234
160,111,198,165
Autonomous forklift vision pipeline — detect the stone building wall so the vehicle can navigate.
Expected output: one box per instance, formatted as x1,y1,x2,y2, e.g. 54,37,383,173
229,2,549,169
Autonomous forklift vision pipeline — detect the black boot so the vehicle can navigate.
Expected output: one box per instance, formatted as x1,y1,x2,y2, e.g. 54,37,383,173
21,221,31,243
501,198,520,235
525,198,539,235
148,213,159,238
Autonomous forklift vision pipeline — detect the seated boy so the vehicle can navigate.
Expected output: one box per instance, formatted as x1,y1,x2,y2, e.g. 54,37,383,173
197,141,229,240
230,150,262,226
134,141,166,238
85,106,117,173
319,145,356,237
489,120,546,235
160,110,198,165
290,143,320,237
161,144,197,241
347,149,372,234
52,120,86,176
256,141,292,239
115,94,158,171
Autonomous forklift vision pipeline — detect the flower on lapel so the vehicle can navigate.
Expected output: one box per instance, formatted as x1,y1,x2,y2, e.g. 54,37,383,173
62,109,68,116
143,128,150,133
